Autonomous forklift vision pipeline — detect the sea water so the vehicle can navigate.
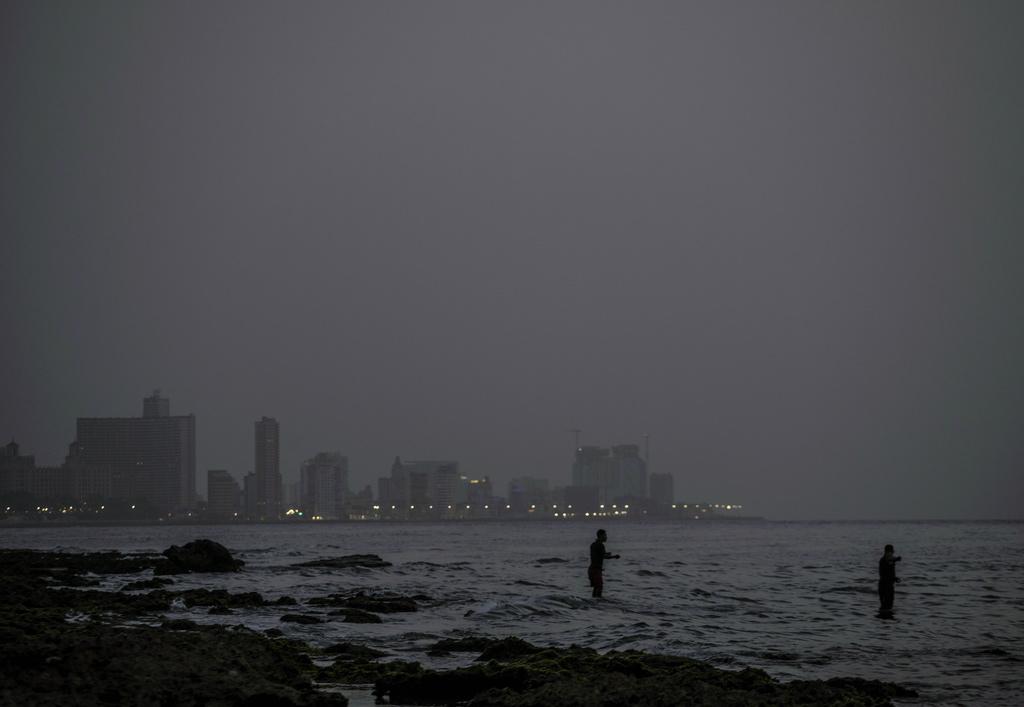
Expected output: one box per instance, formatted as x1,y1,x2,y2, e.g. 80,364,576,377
3,520,1022,706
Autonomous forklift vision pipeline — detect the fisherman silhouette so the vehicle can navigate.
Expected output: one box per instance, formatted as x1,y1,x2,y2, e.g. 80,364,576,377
878,544,902,615
588,529,620,598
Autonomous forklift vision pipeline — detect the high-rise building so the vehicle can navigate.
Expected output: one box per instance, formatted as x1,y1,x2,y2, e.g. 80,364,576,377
299,452,349,519
378,457,408,511
254,417,281,520
464,476,493,504
401,459,459,511
207,469,239,520
75,391,196,514
571,443,648,504
509,476,550,513
612,444,647,499
377,458,459,517
243,471,258,519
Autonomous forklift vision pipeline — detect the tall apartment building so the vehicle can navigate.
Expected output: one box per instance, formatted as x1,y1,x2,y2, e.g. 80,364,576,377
299,452,349,519
254,417,281,520
571,443,648,504
207,469,239,520
75,390,196,514
378,457,459,516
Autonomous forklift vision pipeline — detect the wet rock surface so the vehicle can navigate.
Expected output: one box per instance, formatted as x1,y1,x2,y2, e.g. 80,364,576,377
291,553,391,569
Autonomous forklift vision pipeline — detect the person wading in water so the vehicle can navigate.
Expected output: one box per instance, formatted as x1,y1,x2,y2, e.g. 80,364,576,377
588,528,620,598
878,544,902,614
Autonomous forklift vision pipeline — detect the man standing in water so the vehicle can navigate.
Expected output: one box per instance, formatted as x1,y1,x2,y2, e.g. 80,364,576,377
878,544,902,613
588,528,620,598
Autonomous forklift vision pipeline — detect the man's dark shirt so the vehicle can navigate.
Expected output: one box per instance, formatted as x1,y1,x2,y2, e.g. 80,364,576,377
879,556,897,583
590,540,606,571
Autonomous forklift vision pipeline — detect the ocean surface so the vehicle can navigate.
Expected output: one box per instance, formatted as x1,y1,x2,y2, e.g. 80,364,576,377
3,519,1022,706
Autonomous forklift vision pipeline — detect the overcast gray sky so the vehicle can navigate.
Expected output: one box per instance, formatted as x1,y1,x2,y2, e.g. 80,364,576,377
2,2,1022,520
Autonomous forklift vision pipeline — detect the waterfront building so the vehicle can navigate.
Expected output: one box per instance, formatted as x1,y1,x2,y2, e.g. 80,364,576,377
1,440,114,509
0,440,36,498
254,417,281,520
509,476,550,514
464,476,493,504
75,390,196,514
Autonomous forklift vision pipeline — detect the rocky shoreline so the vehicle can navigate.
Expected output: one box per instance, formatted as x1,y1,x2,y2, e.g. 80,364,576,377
0,541,918,706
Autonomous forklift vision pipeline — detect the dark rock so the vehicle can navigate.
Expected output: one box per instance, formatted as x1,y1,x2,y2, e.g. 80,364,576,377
429,636,507,656
317,657,408,685
50,572,101,587
162,619,203,631
476,636,546,662
0,621,347,706
176,588,266,608
159,539,245,574
292,554,391,569
355,645,918,707
1,548,161,576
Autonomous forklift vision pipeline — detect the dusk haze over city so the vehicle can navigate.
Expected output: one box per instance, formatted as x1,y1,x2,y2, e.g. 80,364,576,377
3,3,1022,522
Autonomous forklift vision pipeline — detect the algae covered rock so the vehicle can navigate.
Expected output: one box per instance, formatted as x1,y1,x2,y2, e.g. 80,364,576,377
354,641,918,707
0,548,352,706
0,621,347,707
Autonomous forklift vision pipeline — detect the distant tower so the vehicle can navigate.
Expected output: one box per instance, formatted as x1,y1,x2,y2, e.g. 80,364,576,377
143,389,170,418
254,417,281,520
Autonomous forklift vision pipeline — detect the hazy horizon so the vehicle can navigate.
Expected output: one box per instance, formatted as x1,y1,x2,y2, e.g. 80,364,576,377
3,3,1022,521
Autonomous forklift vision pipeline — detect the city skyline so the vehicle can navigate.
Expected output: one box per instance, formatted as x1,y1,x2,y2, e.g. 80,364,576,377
3,390,675,512
3,4,1022,521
